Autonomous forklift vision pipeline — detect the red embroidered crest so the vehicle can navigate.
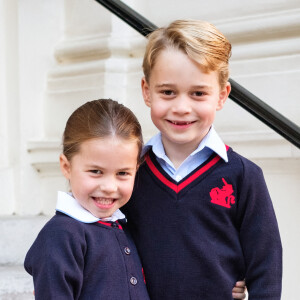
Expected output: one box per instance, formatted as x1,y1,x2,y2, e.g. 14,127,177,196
210,178,235,208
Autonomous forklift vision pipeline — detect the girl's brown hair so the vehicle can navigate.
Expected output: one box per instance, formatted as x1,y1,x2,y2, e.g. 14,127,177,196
62,99,143,163
143,19,232,89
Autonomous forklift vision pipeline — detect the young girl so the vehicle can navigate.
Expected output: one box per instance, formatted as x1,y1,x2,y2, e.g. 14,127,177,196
24,99,150,300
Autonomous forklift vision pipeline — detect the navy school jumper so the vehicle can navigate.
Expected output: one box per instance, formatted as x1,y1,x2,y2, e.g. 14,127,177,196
122,147,282,300
24,212,150,300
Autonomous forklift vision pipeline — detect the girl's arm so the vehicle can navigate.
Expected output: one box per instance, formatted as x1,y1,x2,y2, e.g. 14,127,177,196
232,281,246,299
24,218,86,299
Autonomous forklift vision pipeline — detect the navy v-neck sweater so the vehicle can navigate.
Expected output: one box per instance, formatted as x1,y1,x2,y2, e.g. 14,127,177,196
123,147,282,300
24,212,150,300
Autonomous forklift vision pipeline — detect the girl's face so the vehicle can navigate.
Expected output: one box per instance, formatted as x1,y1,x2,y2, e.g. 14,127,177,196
60,136,139,219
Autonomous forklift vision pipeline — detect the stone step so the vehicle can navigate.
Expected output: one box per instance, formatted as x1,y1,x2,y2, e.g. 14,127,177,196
0,265,33,300
0,216,50,299
0,216,50,265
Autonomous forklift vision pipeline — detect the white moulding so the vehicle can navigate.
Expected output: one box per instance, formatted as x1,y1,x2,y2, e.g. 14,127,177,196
213,8,300,60
53,33,146,64
214,8,300,43
54,34,111,63
27,132,300,176
231,37,300,61
27,140,61,176
220,130,300,159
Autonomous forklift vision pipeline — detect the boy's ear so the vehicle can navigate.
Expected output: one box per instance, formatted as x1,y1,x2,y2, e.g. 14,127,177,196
217,82,231,111
141,77,151,107
59,154,71,180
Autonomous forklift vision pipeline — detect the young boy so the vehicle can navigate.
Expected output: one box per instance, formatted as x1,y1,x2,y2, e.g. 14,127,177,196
123,20,282,299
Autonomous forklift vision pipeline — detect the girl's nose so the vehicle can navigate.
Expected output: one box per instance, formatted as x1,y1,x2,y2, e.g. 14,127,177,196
99,178,118,193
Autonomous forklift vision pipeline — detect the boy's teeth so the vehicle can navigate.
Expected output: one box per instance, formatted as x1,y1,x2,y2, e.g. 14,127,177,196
173,121,192,125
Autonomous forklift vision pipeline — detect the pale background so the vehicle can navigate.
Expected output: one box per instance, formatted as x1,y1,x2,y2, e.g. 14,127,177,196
0,0,299,298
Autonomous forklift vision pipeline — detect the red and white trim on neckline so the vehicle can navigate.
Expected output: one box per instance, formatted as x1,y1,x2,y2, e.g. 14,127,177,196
97,220,123,230
145,145,229,194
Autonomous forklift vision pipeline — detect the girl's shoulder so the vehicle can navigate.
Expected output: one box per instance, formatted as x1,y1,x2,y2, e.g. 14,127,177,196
38,212,88,239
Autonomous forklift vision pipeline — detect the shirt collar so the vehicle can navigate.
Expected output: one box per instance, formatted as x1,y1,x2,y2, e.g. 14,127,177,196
143,132,169,160
143,126,228,162
55,191,125,224
193,126,228,162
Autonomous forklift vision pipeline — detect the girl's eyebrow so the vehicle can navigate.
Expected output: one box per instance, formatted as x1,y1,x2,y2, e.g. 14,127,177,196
118,167,136,171
87,164,103,169
87,164,135,171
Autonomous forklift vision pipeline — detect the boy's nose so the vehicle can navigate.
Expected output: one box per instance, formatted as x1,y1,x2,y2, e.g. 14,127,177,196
172,96,191,114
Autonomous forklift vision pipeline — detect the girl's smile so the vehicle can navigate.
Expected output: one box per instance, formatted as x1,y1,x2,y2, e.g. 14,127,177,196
60,136,139,219
92,197,116,209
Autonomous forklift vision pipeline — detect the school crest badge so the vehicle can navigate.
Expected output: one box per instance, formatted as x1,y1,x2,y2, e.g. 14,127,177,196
210,178,235,208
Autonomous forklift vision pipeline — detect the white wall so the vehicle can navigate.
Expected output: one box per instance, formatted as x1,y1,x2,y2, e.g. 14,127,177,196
0,0,19,215
0,0,299,298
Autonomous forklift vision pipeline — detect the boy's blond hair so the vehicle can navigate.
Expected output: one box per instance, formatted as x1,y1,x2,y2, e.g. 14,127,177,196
142,19,231,89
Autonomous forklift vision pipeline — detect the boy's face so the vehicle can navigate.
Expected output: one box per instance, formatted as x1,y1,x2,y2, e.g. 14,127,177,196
60,137,138,219
142,49,230,155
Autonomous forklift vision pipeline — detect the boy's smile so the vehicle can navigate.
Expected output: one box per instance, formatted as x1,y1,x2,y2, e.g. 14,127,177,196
167,120,196,127
142,48,230,163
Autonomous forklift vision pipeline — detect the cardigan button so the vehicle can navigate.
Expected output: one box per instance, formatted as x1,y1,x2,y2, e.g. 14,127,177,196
130,276,138,285
124,247,131,255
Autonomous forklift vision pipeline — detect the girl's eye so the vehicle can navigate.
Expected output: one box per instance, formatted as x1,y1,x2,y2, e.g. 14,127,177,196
161,90,174,96
90,170,101,174
118,171,129,176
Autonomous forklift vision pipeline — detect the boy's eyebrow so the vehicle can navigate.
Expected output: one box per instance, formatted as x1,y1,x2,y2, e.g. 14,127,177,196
155,83,213,90
155,83,175,88
191,85,213,91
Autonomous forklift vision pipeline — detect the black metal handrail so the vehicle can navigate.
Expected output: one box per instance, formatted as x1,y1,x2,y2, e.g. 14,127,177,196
94,0,300,149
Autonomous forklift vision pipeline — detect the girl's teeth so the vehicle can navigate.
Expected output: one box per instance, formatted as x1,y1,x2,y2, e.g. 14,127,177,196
94,198,114,204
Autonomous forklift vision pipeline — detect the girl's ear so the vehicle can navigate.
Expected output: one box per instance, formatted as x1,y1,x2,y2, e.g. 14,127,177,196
217,82,231,111
141,77,151,107
59,154,71,180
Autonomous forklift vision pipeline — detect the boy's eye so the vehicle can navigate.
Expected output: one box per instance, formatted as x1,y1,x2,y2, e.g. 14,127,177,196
193,91,205,97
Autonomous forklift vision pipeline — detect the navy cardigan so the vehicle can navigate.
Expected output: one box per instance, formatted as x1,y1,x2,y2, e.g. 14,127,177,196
24,212,150,300
123,147,282,300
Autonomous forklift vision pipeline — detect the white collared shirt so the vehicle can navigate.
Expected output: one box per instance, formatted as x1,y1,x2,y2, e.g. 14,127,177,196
56,191,125,224
142,126,228,182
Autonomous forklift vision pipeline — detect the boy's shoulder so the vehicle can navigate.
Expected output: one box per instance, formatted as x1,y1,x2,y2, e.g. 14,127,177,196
227,146,263,175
